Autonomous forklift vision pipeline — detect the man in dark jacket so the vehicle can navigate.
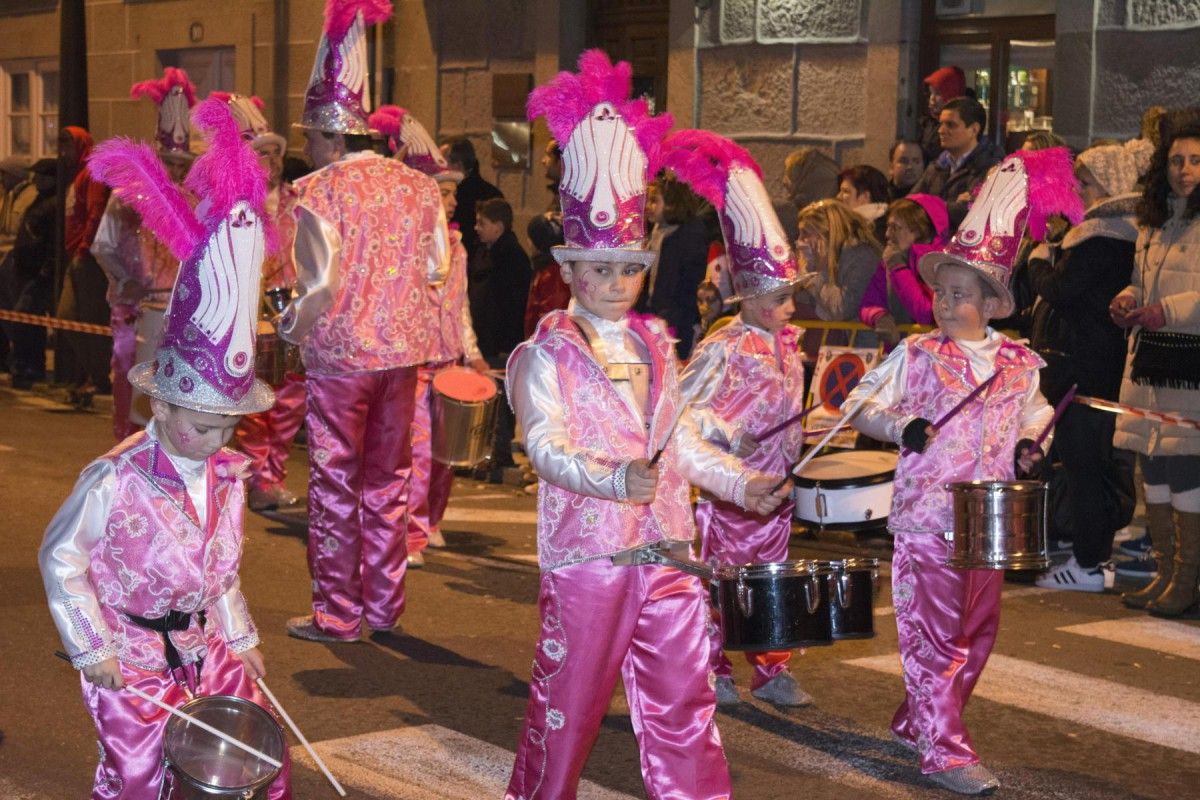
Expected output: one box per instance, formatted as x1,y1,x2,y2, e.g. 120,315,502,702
911,97,1003,233
445,138,503,261
5,159,58,387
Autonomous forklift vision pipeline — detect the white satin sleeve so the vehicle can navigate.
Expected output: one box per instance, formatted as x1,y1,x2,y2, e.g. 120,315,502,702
847,342,915,446
673,409,755,509
278,204,340,344
678,343,737,449
427,205,451,286
508,343,626,500
90,198,137,289
208,574,260,654
39,460,118,669
460,300,484,363
1018,371,1055,450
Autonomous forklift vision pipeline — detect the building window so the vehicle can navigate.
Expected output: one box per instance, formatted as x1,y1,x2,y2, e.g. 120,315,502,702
1,59,59,160
158,47,236,101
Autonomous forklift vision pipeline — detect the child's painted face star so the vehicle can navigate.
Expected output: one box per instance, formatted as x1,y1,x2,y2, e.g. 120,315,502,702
931,263,1000,341
560,260,647,321
740,286,795,334
151,400,242,461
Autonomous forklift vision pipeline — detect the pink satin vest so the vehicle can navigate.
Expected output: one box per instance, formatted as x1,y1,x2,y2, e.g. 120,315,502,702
516,311,695,570
428,229,469,362
85,433,252,671
262,183,299,292
697,320,807,473
889,333,1044,534
294,155,442,373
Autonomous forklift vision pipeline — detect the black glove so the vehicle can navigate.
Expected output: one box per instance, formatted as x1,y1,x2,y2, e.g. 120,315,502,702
1015,438,1044,479
902,418,933,453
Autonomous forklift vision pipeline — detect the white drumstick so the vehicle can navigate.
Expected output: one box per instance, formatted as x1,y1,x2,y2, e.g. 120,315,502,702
256,678,346,797
124,685,283,769
789,375,891,481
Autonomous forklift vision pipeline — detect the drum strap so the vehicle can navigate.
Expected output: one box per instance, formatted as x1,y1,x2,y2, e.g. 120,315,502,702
126,609,208,673
571,316,652,419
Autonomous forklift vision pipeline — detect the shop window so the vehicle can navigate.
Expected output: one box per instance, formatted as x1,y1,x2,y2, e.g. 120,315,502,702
0,59,59,160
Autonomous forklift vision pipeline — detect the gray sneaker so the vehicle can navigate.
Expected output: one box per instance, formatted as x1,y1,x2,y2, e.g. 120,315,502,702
714,676,741,707
286,615,358,643
926,763,1000,795
750,671,813,707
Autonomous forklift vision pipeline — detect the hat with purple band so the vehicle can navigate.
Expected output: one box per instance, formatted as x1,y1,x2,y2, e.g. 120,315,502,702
663,129,800,303
918,146,1084,318
368,105,463,183
89,98,276,415
298,0,393,136
527,49,673,266
130,67,196,162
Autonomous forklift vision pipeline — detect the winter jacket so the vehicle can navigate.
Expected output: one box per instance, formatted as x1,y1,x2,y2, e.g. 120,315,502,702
911,139,1004,233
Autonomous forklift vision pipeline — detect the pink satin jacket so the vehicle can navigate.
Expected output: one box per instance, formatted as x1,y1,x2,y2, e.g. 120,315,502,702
262,183,299,292
428,228,480,363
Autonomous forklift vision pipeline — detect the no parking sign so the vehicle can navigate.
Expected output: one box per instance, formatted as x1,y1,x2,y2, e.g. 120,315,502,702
804,346,880,448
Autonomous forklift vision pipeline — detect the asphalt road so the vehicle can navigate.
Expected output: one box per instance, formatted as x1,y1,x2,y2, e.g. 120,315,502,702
2,382,1199,799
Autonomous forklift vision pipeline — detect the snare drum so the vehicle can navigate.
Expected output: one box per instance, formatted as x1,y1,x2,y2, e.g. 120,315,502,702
163,694,284,799
825,558,879,640
793,450,897,529
945,480,1049,570
712,560,834,650
431,366,499,466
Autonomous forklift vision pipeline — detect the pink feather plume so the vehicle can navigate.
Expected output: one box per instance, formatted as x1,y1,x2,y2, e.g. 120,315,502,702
527,49,674,177
324,0,393,40
661,129,762,211
185,98,275,251
367,105,404,152
130,67,197,106
88,137,204,263
1007,147,1084,240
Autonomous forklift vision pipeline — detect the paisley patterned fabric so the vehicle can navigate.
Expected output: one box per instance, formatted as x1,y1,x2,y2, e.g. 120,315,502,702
262,183,299,292
293,154,444,374
427,228,477,363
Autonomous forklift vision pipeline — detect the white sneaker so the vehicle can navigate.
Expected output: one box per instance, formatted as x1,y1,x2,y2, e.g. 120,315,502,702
750,671,813,707
1035,556,1107,593
426,527,446,548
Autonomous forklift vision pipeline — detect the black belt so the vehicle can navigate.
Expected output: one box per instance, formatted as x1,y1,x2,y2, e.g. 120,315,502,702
125,609,207,672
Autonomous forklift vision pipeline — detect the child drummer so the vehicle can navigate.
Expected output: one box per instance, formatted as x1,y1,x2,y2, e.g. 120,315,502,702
846,148,1078,796
39,99,291,799
506,51,790,800
669,130,814,708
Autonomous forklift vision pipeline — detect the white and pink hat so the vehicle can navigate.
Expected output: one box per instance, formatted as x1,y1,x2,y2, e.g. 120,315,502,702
663,129,798,302
130,67,196,162
368,105,462,183
299,0,393,135
210,92,288,153
90,98,276,415
526,49,673,266
918,147,1084,317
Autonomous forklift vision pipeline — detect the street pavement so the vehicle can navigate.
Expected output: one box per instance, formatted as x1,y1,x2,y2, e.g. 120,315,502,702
2,382,1199,799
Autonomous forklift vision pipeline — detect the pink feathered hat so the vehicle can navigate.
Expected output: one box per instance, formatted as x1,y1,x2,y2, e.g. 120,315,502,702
527,49,673,266
298,0,393,135
90,98,275,415
918,147,1084,317
368,105,463,183
663,129,799,302
210,92,288,154
130,67,196,161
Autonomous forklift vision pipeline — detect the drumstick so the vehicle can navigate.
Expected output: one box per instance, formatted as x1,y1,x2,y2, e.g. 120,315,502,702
1030,384,1076,452
900,370,1001,456
127,684,284,768
256,678,346,797
1072,394,1200,431
648,403,691,467
756,399,822,440
770,374,891,493
648,365,722,467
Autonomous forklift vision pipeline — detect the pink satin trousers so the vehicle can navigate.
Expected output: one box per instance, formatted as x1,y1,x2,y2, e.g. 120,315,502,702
305,366,416,638
407,362,454,554
695,499,794,689
889,531,1002,774
236,371,306,492
507,559,731,800
82,634,291,799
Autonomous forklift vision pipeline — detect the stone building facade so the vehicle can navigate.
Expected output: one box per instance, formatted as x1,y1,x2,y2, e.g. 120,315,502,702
3,0,1200,233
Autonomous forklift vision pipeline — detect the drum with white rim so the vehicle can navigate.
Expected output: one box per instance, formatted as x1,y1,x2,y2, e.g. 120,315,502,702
792,450,897,529
163,694,284,798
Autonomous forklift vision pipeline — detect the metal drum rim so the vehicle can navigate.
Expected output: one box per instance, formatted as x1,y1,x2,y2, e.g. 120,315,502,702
794,469,896,490
163,695,284,794
944,479,1047,492
713,560,823,579
831,557,879,572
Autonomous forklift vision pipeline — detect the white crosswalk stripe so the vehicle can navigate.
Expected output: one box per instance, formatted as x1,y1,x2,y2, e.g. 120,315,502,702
845,652,1200,754
441,508,539,525
1058,617,1200,662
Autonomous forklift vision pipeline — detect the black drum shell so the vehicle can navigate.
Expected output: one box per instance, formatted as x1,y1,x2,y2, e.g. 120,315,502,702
714,564,833,651
826,559,879,640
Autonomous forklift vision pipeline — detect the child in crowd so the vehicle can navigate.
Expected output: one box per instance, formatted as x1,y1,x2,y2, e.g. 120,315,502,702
670,129,812,708
847,148,1079,796
39,99,291,799
507,50,789,800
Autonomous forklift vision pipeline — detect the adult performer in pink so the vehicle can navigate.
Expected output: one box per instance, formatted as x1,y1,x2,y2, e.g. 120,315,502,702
670,130,813,708
369,104,488,567
507,51,790,800
39,97,290,799
91,67,194,440
279,0,449,642
216,92,307,513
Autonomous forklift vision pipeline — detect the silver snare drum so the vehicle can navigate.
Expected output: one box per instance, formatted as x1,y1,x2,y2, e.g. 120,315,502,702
945,480,1049,570
163,695,284,799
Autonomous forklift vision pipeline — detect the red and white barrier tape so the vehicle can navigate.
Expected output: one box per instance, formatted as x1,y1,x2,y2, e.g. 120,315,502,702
0,309,112,337
1073,394,1200,431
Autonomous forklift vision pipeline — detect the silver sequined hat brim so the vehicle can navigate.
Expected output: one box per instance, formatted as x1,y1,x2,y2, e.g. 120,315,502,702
129,360,276,416
551,245,655,267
